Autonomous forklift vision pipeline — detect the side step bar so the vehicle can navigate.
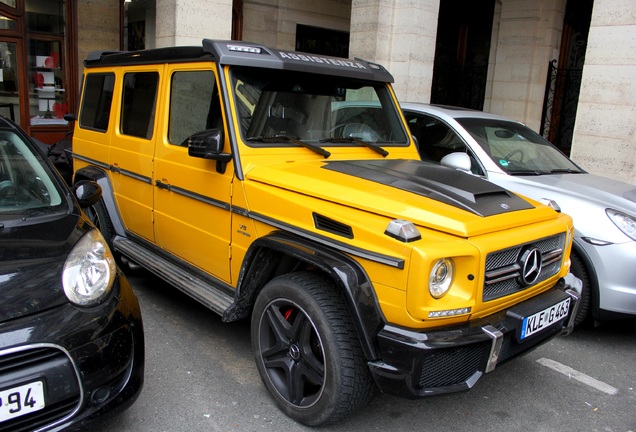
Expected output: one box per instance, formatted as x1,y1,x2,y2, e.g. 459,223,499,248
113,237,234,316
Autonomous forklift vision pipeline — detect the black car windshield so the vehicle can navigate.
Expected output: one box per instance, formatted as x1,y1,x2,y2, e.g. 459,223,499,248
0,129,66,222
456,118,585,175
231,67,408,148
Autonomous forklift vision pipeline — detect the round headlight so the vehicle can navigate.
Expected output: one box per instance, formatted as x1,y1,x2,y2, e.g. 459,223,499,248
62,229,116,306
429,258,454,298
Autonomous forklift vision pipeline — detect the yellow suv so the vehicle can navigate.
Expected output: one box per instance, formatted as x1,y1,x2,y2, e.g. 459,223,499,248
72,40,581,426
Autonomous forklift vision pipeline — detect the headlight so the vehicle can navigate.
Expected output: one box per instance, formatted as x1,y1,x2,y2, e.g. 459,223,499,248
607,209,636,241
62,229,116,306
429,258,454,298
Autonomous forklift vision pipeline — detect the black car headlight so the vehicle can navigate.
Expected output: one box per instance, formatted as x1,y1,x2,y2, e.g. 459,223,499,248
62,229,116,306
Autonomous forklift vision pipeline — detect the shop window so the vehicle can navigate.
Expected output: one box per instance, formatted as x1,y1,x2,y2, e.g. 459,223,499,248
79,73,115,132
27,0,68,126
121,72,159,140
0,1,16,9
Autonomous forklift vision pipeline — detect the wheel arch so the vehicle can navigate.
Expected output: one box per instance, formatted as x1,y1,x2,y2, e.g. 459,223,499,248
74,165,126,237
225,231,385,360
571,239,599,319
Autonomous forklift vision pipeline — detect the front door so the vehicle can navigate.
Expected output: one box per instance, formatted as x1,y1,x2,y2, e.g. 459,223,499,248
153,64,233,283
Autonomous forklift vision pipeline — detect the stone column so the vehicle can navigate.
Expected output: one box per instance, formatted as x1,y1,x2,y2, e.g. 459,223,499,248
349,0,440,102
570,0,636,184
486,0,566,129
155,0,233,47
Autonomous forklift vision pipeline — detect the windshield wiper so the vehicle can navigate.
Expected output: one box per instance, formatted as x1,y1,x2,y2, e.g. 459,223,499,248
320,136,389,157
508,170,545,176
549,168,584,174
247,135,331,158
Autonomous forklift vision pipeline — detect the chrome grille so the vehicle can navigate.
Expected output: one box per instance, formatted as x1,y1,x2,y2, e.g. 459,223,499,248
483,234,565,301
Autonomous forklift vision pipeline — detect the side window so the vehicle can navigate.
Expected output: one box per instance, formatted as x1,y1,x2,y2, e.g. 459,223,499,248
121,72,159,139
79,73,115,132
168,70,218,146
404,111,484,175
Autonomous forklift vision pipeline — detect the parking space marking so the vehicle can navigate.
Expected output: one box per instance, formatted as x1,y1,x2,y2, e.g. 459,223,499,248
537,358,619,395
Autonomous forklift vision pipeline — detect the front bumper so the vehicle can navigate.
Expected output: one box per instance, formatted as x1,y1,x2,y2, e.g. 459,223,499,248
368,277,580,399
0,272,144,432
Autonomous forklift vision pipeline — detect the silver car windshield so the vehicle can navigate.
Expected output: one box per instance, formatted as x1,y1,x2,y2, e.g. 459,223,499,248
456,118,585,175
231,67,408,147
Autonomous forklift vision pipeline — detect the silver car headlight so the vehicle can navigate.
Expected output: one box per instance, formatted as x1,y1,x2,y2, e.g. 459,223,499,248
62,229,116,306
429,258,454,298
606,209,636,241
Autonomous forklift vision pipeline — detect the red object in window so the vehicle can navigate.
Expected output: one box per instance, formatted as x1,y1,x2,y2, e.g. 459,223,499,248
33,72,44,88
44,56,55,68
52,102,68,119
49,52,60,68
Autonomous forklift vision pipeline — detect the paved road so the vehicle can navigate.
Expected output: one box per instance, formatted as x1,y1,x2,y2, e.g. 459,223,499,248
95,270,636,432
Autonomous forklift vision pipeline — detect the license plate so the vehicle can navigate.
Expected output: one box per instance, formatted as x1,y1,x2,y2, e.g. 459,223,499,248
0,381,45,423
520,298,571,340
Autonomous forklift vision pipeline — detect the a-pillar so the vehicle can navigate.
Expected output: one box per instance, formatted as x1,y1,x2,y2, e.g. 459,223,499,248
349,0,440,102
155,0,233,47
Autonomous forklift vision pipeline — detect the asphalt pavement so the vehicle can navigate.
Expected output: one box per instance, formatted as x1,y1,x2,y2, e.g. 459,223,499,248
94,270,636,432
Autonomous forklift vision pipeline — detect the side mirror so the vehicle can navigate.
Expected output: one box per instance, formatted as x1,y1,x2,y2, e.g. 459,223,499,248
186,129,232,174
440,152,472,174
74,180,102,207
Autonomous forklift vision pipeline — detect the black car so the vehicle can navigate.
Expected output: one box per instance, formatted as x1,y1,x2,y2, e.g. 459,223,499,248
0,116,144,432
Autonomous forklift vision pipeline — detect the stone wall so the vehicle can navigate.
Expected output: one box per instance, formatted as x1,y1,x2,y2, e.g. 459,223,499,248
242,0,351,50
77,0,120,83
570,0,636,184
486,0,566,130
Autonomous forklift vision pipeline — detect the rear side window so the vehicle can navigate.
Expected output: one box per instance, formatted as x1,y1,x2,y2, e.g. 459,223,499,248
121,72,159,140
79,73,115,132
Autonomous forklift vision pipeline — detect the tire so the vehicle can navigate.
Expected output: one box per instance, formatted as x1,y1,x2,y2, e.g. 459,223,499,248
570,253,591,327
251,272,375,426
84,198,115,249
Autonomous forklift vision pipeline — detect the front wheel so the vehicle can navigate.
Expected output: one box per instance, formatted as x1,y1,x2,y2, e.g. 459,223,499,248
570,253,591,326
251,272,375,426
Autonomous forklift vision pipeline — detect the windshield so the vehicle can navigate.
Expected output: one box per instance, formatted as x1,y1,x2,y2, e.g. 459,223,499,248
0,129,66,222
231,67,408,147
456,118,585,175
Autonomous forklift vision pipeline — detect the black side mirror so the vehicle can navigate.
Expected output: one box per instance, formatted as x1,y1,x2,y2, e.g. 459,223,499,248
74,180,102,207
186,129,232,173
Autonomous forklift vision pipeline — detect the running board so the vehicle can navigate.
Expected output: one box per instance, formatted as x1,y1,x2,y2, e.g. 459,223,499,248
113,237,234,316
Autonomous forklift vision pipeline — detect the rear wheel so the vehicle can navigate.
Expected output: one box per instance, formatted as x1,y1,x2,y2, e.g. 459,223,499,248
570,253,591,326
251,272,375,426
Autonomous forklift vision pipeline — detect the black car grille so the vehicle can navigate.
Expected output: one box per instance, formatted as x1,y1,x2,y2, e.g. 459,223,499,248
483,234,565,301
0,346,81,432
418,342,489,388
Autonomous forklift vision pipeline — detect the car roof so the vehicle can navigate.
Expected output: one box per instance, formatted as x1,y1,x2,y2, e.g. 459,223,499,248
400,102,522,124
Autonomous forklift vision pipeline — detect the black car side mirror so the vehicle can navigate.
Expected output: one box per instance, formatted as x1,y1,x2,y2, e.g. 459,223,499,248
186,129,232,174
74,180,102,207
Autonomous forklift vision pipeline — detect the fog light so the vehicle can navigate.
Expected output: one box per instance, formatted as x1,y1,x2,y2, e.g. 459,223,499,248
428,307,471,318
91,387,111,404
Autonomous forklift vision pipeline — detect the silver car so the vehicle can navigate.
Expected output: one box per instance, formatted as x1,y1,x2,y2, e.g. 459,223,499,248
401,102,636,324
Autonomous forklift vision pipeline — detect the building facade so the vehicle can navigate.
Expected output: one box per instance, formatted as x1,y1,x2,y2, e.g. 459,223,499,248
2,0,632,184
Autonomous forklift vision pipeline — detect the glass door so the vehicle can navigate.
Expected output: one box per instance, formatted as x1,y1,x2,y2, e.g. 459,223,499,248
0,38,21,125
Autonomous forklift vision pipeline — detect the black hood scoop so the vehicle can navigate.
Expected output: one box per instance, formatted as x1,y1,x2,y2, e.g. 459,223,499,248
322,159,534,217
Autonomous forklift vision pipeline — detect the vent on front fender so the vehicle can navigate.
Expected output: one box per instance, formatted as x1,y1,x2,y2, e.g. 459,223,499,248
313,212,354,239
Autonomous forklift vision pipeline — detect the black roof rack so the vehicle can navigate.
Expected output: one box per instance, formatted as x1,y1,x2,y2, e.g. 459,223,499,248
84,39,394,83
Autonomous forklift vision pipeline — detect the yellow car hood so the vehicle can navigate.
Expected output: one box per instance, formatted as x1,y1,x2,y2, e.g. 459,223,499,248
245,159,558,238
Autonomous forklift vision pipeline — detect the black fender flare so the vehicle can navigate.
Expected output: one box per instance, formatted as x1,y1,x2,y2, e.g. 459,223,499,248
227,231,386,361
74,165,126,237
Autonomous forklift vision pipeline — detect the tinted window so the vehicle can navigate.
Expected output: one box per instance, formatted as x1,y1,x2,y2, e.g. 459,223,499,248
121,72,159,139
168,70,219,146
79,73,115,132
